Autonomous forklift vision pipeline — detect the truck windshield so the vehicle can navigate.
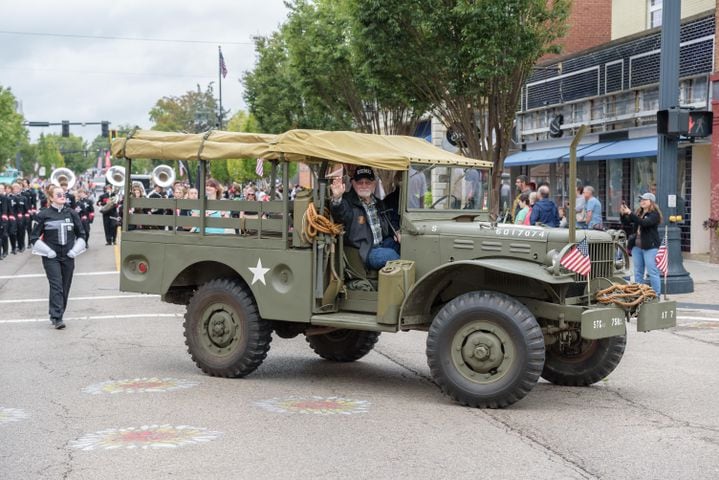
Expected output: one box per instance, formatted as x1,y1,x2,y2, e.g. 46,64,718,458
408,164,489,211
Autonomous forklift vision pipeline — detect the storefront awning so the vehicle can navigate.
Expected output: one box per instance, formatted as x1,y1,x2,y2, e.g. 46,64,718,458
580,136,657,160
504,136,658,167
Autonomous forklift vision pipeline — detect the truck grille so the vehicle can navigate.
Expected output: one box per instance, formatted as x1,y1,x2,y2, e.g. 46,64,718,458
574,241,615,281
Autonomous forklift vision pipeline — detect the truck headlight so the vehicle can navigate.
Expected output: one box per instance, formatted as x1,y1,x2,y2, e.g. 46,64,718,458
545,249,561,270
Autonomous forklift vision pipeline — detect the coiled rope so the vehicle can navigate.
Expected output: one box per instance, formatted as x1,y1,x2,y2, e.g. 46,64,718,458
301,202,344,243
594,283,657,308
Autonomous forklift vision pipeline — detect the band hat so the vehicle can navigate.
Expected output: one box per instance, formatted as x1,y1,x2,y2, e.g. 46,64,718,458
638,192,656,202
353,167,375,181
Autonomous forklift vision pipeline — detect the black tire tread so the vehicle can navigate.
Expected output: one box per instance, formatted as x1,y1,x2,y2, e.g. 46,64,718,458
306,330,380,362
426,291,545,409
183,279,272,378
541,335,626,386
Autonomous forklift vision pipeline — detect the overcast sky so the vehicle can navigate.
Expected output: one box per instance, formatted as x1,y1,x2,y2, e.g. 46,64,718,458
1,0,289,143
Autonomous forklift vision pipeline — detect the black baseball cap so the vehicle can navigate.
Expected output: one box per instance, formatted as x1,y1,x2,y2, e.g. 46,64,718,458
353,167,375,181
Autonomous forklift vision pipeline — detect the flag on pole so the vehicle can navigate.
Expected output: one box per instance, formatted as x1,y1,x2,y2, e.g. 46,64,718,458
96,153,103,170
104,150,112,169
560,237,592,277
219,50,228,79
656,232,668,276
255,158,264,177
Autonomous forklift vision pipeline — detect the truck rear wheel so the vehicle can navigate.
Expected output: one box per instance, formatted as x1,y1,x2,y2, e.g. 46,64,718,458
541,335,626,386
427,291,545,408
184,279,272,377
306,329,380,362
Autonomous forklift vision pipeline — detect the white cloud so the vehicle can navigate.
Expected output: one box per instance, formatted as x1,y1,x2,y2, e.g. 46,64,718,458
1,0,288,142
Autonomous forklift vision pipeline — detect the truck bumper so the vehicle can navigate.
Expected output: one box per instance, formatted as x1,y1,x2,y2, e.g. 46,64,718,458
636,300,677,333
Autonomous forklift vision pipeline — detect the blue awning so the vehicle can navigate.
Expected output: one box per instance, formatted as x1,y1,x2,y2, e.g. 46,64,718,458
581,136,657,160
504,136,658,167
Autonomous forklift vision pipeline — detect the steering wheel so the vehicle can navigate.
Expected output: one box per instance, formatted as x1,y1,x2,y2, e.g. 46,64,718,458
431,195,461,209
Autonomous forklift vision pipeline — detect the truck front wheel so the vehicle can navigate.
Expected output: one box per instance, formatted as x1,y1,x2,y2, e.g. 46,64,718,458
541,335,626,386
427,291,545,408
184,279,272,377
306,329,380,362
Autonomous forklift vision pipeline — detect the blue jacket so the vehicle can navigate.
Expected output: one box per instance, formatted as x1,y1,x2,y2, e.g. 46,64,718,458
530,199,560,227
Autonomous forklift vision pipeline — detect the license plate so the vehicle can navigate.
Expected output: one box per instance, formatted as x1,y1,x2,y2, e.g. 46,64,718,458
637,300,677,332
581,307,627,340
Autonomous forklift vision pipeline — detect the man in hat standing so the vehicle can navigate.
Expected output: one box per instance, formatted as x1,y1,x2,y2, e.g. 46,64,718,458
330,166,400,270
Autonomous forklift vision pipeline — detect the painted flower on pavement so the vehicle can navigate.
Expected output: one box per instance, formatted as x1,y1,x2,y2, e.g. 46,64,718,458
82,377,199,395
255,396,370,415
0,407,29,424
70,425,222,451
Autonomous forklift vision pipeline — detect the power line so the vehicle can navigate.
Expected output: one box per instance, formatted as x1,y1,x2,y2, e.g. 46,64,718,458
0,65,216,79
0,30,255,46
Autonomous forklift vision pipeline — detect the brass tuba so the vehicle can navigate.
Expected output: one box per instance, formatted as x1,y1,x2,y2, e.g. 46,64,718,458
50,168,76,190
151,164,176,188
105,165,126,187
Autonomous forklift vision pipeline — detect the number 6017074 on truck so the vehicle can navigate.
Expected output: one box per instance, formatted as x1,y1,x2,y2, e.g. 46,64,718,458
111,129,676,408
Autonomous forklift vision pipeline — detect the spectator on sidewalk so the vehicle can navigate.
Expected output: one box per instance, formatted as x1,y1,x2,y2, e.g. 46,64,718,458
529,185,560,227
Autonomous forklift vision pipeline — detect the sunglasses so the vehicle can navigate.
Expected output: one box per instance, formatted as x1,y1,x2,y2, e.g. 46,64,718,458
53,192,65,198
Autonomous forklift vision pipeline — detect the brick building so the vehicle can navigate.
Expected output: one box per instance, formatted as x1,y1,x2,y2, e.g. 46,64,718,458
503,1,716,254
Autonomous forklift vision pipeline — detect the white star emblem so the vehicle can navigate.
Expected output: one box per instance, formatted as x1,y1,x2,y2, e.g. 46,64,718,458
248,258,270,286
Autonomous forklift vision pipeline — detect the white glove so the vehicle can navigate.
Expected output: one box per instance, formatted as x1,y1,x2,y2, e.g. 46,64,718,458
67,237,87,258
31,239,57,258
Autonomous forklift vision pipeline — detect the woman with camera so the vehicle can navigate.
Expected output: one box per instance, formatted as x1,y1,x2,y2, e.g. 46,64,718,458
620,192,663,294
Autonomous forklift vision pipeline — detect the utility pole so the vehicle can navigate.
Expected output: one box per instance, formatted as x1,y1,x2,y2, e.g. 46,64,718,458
657,1,693,293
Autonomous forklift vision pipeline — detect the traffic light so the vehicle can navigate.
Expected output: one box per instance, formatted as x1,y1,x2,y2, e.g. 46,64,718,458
657,108,712,137
687,110,712,137
110,129,118,140
61,120,70,137
101,121,109,138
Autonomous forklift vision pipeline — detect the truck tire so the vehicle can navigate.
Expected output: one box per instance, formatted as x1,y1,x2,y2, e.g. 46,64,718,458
541,335,626,386
184,279,272,377
306,329,380,362
426,291,545,408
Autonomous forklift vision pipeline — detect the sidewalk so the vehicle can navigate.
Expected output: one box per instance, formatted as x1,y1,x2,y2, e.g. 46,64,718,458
669,258,719,310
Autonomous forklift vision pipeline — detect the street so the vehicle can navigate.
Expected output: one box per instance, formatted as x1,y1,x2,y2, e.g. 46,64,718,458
1,226,718,480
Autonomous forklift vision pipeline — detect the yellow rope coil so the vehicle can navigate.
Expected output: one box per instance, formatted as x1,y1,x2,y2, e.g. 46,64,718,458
594,283,657,308
301,202,344,242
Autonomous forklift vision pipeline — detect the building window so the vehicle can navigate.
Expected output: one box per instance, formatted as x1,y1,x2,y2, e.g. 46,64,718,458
648,0,662,29
606,158,623,220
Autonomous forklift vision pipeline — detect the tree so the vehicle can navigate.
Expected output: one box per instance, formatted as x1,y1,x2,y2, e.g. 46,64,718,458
35,134,64,176
0,86,27,170
53,135,90,173
243,29,349,134
352,0,570,217
149,83,222,133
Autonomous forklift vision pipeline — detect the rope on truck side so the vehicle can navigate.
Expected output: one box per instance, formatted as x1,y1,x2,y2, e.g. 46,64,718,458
301,202,344,242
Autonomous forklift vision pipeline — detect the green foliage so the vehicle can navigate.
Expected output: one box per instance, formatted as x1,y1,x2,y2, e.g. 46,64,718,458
0,86,27,170
149,84,221,133
53,135,90,173
35,134,64,175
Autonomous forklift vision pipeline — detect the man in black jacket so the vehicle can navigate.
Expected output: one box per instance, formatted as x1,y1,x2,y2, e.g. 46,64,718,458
9,183,27,253
30,184,85,329
96,185,118,245
330,167,400,270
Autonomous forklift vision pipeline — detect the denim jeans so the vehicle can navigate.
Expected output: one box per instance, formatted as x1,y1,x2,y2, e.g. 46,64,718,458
631,246,661,295
367,237,400,270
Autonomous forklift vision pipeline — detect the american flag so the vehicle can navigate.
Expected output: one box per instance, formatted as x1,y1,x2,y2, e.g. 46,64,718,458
656,232,668,276
219,50,228,79
561,237,592,277
104,150,112,169
255,158,264,177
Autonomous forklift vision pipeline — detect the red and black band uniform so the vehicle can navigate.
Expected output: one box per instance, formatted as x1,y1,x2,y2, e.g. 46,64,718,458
0,191,9,258
96,192,118,245
8,192,27,253
76,197,94,245
22,188,38,247
30,205,85,325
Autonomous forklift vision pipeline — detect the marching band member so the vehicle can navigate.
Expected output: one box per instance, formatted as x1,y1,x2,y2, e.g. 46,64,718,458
75,188,94,246
96,184,118,245
9,182,27,254
0,184,9,259
30,184,85,330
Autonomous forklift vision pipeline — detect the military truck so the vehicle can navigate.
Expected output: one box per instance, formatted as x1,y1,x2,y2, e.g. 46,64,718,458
111,129,676,408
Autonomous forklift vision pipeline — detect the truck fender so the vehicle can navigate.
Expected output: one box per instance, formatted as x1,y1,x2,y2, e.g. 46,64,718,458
399,259,573,327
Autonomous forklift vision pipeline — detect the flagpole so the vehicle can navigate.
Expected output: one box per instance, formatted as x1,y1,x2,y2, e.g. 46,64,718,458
218,46,223,130
663,224,668,300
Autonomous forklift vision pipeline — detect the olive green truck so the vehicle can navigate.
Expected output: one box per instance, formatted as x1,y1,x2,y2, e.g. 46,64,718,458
111,129,676,408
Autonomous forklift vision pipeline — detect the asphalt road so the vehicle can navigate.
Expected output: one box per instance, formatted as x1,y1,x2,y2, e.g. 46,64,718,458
1,226,718,480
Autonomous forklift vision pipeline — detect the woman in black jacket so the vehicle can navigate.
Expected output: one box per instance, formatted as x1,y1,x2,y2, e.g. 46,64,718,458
620,192,663,294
